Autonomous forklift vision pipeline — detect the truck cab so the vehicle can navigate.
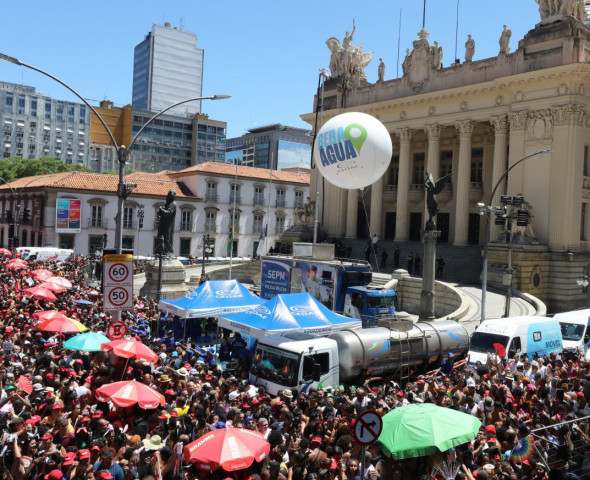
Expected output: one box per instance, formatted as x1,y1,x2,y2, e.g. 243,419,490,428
249,332,340,395
555,309,590,359
343,286,397,327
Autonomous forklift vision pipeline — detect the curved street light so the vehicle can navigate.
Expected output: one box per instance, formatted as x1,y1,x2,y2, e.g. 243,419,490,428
480,149,551,324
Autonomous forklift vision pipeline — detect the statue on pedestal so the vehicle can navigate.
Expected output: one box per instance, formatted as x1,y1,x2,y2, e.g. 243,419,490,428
465,35,475,62
424,172,453,230
156,190,177,256
499,25,512,55
536,0,586,20
377,58,385,82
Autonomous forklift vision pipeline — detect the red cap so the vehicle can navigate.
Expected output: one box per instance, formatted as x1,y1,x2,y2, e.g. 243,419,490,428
486,437,497,444
44,470,63,480
98,472,114,480
485,425,496,435
62,453,76,466
397,391,404,397
252,398,260,405
52,403,64,410
91,412,103,418
169,411,178,417
416,380,425,384
164,390,175,395
81,417,91,423
91,446,101,451
46,373,54,379
78,449,91,460
25,415,41,425
579,392,585,398
274,401,283,406
41,433,54,440
242,404,251,409
184,363,191,368
311,436,322,444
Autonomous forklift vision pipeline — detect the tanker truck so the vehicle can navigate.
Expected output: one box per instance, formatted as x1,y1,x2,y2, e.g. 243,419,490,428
249,319,469,395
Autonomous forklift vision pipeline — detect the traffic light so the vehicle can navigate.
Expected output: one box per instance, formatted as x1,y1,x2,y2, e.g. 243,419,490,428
23,208,30,223
8,237,13,249
13,236,19,248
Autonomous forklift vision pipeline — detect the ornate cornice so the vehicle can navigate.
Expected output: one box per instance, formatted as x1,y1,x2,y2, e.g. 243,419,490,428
455,120,473,138
396,128,412,144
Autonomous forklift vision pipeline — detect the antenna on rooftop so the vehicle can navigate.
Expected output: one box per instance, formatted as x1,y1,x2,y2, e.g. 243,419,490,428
179,15,184,31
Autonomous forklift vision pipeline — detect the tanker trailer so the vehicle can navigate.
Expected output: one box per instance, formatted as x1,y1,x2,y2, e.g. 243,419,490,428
249,320,469,395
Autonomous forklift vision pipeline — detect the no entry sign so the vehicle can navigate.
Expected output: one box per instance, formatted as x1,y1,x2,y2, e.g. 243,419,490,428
353,410,383,445
107,320,127,340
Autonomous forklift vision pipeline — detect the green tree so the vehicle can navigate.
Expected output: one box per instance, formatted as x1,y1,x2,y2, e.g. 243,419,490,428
0,156,92,182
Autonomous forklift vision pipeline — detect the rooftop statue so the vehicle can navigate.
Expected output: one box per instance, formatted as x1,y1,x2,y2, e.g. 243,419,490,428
535,0,586,21
326,20,374,87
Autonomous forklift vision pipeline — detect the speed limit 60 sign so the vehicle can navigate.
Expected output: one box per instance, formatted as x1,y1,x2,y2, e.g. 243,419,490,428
103,254,133,311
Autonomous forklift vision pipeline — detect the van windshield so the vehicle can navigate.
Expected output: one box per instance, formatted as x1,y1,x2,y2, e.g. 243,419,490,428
251,344,300,387
560,322,586,341
470,332,510,353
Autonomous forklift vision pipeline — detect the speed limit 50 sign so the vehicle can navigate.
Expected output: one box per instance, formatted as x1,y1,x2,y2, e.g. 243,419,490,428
103,254,133,311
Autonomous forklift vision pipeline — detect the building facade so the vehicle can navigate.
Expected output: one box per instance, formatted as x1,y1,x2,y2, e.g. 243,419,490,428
0,163,308,258
192,114,227,165
225,124,312,170
302,15,590,311
132,23,204,116
0,82,90,165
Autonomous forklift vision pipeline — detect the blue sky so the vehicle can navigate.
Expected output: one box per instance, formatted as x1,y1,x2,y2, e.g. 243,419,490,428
0,0,540,139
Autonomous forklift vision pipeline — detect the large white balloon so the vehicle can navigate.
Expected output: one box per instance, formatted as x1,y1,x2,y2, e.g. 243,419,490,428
314,112,392,190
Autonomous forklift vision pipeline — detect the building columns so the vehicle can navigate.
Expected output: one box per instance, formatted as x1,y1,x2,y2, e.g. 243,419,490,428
453,120,473,245
489,115,508,239
395,128,412,242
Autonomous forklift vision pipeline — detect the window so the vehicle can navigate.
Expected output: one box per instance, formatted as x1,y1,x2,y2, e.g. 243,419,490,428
31,98,37,117
441,151,453,178
253,214,264,234
45,100,51,119
230,184,240,204
276,215,285,234
295,191,304,207
181,210,192,231
123,207,133,230
18,95,25,115
470,148,483,183
582,203,587,241
230,213,240,234
206,182,217,202
532,331,542,342
412,153,425,184
309,353,330,374
584,146,589,177
79,105,86,124
56,102,64,122
180,238,191,256
91,205,103,228
5,93,13,109
254,186,265,205
122,236,134,250
388,156,399,186
68,104,75,123
205,211,216,232
276,189,286,208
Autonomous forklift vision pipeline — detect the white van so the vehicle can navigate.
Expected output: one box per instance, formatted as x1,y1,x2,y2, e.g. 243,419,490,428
17,247,74,262
554,308,590,359
469,316,562,364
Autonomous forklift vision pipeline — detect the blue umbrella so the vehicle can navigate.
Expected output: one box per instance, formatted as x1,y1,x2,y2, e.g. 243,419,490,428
63,332,110,351
75,299,93,305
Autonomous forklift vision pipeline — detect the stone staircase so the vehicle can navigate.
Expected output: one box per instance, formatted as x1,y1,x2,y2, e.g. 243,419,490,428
343,239,483,285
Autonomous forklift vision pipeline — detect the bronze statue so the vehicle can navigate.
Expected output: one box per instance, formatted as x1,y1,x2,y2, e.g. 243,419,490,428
424,172,452,230
157,190,177,256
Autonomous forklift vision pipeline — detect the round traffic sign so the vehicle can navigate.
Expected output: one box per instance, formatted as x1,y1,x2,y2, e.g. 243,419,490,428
107,320,127,340
108,287,129,307
353,410,383,445
108,263,130,283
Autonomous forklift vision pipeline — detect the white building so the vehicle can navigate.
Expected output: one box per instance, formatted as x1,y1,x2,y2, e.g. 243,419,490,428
132,23,205,117
0,163,309,257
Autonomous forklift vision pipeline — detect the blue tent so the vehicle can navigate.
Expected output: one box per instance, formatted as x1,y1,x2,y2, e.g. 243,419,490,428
218,292,361,339
158,280,264,319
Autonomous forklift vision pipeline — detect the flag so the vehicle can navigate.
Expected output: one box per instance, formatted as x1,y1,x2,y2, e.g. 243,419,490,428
257,224,268,257
227,222,234,256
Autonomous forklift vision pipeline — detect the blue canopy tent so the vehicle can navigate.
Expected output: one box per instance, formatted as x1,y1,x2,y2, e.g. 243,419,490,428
158,280,265,339
217,292,362,339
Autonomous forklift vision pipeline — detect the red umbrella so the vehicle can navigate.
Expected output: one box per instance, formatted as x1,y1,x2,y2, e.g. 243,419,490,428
45,277,73,289
6,259,28,270
33,311,69,321
24,285,57,302
30,269,54,277
36,317,87,333
39,281,67,294
34,272,54,282
184,427,270,471
0,248,12,258
95,380,165,409
102,338,158,363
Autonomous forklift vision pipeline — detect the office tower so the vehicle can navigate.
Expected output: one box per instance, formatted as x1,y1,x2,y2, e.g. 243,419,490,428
132,23,204,116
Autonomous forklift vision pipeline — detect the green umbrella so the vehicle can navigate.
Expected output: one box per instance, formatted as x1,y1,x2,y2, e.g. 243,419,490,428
378,403,481,459
63,332,111,352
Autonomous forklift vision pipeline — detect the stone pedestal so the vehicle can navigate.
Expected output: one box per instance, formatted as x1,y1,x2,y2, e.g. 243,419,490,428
419,229,440,321
139,258,189,301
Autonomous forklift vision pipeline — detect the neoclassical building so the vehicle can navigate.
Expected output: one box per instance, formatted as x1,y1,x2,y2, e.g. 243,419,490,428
303,11,590,311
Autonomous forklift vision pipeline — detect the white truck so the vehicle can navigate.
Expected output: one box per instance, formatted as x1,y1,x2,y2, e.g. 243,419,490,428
249,319,469,395
17,247,74,262
554,308,590,360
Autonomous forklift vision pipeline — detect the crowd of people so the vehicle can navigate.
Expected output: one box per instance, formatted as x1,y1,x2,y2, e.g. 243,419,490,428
0,256,588,480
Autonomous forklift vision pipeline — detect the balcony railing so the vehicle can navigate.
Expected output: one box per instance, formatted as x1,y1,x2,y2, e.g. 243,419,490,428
384,184,398,195
87,218,108,229
253,195,266,206
205,222,216,233
253,225,263,234
123,220,138,230
275,198,286,208
229,195,241,204
275,225,285,234
180,222,194,232
205,193,218,202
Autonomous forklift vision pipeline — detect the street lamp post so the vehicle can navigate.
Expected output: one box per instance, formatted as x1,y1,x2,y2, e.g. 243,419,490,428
136,203,144,255
201,233,211,281
479,150,550,324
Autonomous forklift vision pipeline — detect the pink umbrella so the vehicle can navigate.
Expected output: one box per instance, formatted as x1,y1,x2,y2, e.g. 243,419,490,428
33,311,69,321
30,269,54,277
102,338,158,363
0,248,12,258
45,277,73,289
23,285,57,302
39,281,67,294
6,259,28,270
95,380,165,409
